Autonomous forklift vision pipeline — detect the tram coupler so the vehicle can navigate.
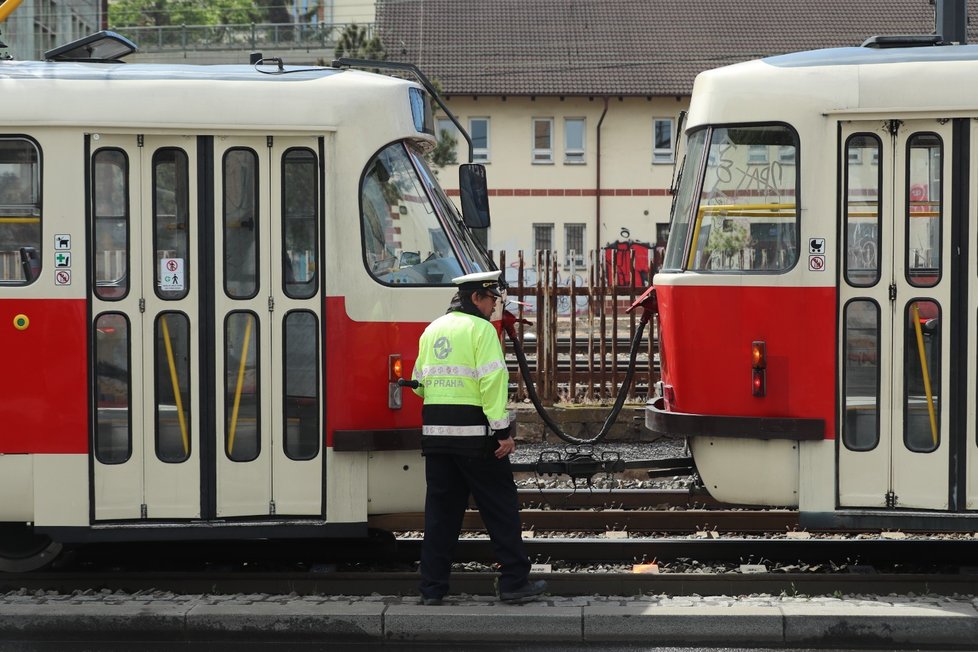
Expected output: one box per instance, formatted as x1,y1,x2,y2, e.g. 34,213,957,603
625,285,657,319
529,445,625,488
501,308,531,341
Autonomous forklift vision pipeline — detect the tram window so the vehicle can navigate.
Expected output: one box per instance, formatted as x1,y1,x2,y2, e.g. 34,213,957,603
94,313,132,464
0,138,41,285
153,148,190,300
225,311,260,463
282,148,318,299
155,312,192,463
93,149,129,300
361,142,467,285
223,148,259,299
283,310,320,461
662,129,707,271
842,300,880,451
906,134,942,288
689,125,799,272
904,300,940,453
844,134,882,287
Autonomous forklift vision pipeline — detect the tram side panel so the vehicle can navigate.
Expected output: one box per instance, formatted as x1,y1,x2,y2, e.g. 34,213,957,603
656,281,837,506
0,130,89,526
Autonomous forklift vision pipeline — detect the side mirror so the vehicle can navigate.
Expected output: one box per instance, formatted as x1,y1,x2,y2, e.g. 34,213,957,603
459,163,491,229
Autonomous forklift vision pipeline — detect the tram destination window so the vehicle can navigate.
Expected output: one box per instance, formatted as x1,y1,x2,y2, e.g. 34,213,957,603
0,138,41,284
686,125,799,272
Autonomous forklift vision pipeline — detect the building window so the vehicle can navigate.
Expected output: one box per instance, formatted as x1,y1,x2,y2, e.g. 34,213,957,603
564,118,585,164
564,223,585,268
470,117,490,163
533,223,553,254
532,118,553,164
748,144,769,165
653,118,674,164
435,117,460,162
779,146,796,165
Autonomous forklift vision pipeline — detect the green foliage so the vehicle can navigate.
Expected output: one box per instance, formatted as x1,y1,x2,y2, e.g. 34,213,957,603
334,23,385,60
427,127,458,170
108,0,261,27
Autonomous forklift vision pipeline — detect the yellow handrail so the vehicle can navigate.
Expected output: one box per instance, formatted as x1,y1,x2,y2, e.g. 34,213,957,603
160,315,190,456
688,203,796,266
0,0,24,25
910,302,939,447
226,316,253,457
0,217,41,224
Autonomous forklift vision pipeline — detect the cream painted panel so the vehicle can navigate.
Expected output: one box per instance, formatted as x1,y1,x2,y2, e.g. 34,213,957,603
326,450,369,522
367,451,425,514
0,455,33,521
691,437,799,507
33,454,88,527
797,440,836,513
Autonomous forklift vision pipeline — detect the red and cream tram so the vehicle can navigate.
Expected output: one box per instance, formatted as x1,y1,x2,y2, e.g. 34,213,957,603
0,33,494,569
647,36,978,530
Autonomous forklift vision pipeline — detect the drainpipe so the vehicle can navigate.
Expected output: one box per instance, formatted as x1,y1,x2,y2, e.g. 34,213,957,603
595,97,609,252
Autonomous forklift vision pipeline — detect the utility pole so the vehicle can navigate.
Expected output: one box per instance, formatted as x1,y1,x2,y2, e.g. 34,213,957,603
936,0,968,44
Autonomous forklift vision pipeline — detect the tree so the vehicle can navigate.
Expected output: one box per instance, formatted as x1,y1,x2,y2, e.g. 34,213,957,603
428,128,458,171
334,23,385,60
109,0,259,27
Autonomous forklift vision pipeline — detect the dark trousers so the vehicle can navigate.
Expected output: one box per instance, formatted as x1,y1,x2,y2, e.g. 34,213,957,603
419,452,531,599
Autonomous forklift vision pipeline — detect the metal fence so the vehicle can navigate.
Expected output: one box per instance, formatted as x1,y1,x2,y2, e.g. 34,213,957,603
495,248,659,404
111,22,370,54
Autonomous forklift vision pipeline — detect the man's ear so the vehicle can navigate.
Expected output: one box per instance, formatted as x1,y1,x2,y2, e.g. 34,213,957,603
469,291,481,304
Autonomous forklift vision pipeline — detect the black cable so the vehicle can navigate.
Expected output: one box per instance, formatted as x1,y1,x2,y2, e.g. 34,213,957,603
505,309,651,446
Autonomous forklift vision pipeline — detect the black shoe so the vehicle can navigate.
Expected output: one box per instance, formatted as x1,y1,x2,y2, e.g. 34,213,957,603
499,579,547,603
420,596,443,606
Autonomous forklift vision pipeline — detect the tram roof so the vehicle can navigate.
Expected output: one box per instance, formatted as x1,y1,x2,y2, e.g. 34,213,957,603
0,60,420,132
764,43,978,68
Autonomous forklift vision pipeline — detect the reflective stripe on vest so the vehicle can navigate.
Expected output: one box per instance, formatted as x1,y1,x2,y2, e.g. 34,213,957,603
422,424,489,437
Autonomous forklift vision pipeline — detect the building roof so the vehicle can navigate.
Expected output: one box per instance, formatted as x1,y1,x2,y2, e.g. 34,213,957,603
376,0,978,96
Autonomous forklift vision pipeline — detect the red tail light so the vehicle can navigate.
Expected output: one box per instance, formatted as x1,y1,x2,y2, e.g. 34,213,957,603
751,341,766,397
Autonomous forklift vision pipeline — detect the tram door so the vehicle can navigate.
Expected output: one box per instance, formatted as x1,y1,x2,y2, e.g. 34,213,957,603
838,120,953,510
90,134,323,521
213,137,323,518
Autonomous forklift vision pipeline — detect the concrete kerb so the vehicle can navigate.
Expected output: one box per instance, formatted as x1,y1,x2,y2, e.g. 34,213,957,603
384,603,581,643
3,598,978,647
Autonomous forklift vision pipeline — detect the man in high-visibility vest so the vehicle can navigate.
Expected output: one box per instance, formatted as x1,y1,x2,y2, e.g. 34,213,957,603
412,270,547,605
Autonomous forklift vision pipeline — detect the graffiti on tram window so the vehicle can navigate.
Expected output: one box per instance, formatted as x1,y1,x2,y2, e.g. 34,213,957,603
691,125,799,272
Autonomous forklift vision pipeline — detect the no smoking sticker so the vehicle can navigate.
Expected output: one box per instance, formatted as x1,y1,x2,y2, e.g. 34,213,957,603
55,269,71,286
808,255,826,272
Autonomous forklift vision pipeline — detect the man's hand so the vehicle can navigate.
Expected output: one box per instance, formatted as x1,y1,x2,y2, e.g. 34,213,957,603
495,436,516,459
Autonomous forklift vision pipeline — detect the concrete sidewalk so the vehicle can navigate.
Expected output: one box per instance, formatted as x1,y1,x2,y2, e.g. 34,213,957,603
2,590,978,648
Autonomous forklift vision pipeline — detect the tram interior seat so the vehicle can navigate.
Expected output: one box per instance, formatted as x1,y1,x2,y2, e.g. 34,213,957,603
19,247,40,283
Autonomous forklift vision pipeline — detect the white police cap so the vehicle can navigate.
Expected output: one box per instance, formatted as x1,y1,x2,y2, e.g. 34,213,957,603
452,270,503,297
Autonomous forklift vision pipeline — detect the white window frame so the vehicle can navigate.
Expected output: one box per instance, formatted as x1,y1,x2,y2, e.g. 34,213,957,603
469,117,490,163
533,222,554,254
653,118,675,164
532,118,554,164
748,144,769,165
564,117,586,164
564,223,586,269
779,145,796,165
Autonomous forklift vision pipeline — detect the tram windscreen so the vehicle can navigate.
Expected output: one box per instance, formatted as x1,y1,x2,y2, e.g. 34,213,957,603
666,125,799,272
360,142,490,286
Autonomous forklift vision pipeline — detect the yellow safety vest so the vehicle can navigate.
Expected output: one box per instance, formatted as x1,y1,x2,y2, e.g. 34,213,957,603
412,310,511,439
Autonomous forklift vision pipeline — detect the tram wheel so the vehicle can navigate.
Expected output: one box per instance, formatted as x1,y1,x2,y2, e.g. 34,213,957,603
0,523,63,572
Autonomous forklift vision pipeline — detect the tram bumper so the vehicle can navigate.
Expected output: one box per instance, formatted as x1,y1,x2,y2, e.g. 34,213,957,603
644,397,824,441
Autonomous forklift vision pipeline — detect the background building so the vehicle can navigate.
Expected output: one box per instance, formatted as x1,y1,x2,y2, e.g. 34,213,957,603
376,0,978,270
0,0,103,61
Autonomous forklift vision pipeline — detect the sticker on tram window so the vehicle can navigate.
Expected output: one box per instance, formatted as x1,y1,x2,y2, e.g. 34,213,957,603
160,257,185,292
